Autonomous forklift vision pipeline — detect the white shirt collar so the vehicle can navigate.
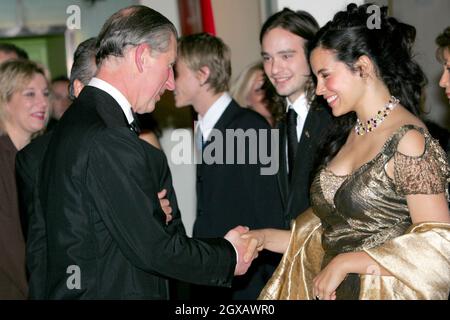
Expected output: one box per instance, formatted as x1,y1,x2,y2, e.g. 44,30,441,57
197,93,232,140
88,77,134,125
286,94,309,117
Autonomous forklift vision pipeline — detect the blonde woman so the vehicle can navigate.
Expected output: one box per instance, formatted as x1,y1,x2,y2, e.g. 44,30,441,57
231,62,282,127
0,60,49,299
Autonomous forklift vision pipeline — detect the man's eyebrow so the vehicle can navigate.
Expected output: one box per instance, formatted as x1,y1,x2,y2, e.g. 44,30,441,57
261,49,297,56
276,49,297,54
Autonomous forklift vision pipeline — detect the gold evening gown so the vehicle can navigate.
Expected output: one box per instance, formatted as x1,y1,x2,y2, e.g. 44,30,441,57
260,125,450,300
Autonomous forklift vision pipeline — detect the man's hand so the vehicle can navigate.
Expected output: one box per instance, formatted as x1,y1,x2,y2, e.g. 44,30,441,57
158,189,172,224
224,226,258,276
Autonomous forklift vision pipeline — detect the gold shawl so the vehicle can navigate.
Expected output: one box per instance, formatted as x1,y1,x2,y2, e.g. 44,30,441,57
259,210,450,300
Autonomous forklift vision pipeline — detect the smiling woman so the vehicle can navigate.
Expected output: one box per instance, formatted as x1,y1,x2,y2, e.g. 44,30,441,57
0,60,50,148
0,59,49,299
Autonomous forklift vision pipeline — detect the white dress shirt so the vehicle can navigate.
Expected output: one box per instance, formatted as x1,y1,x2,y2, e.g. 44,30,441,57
88,77,134,125
197,93,232,141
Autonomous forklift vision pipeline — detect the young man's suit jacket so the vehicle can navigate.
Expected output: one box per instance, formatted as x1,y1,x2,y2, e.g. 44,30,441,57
277,98,332,228
194,100,285,299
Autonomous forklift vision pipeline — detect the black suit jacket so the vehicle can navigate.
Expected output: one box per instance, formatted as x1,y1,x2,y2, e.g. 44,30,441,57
277,98,332,227
16,86,236,299
194,100,284,299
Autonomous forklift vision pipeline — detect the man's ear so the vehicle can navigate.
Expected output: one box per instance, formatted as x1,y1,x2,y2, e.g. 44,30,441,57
197,66,210,86
134,43,149,73
355,55,375,79
73,79,85,98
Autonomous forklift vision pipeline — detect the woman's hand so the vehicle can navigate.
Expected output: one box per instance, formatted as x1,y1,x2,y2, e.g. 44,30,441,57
241,230,265,262
313,251,392,300
313,253,349,300
242,228,291,254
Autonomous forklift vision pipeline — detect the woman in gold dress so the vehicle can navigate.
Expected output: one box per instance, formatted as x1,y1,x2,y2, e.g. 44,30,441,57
244,3,450,300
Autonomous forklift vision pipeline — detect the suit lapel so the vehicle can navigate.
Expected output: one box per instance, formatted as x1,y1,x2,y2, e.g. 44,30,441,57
210,100,239,134
291,108,316,182
201,100,240,150
277,120,288,209
286,106,322,209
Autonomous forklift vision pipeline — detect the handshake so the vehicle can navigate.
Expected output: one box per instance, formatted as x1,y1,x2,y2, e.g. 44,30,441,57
159,191,266,276
224,226,265,276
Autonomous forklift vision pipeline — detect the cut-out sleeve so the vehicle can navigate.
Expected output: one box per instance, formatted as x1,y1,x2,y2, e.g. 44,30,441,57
394,134,450,196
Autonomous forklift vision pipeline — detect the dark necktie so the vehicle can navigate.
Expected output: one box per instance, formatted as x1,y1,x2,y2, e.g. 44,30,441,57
195,125,204,151
286,108,298,180
129,112,141,135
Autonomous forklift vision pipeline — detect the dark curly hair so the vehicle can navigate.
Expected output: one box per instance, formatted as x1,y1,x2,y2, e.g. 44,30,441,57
309,3,428,168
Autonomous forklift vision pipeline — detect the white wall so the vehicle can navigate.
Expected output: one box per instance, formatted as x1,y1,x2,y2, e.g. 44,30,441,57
212,0,263,83
158,128,197,237
275,0,364,26
139,0,181,34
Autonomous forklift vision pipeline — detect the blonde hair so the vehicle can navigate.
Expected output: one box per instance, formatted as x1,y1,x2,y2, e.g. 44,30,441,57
0,59,48,133
177,33,231,94
230,62,264,107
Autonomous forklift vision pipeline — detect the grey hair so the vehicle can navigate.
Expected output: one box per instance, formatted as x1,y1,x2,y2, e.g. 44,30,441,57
95,5,177,67
69,37,97,100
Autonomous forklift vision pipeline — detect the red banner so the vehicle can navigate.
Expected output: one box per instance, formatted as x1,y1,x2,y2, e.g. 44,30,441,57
200,0,216,35
178,0,216,36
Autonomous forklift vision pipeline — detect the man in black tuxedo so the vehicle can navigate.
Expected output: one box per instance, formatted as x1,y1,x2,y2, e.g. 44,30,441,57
174,33,284,299
260,9,332,227
16,5,255,299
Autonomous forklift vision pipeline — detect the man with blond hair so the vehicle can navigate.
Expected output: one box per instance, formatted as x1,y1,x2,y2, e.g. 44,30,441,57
175,33,284,300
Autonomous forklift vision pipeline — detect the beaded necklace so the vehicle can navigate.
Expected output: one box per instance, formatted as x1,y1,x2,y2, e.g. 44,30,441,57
355,96,399,136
